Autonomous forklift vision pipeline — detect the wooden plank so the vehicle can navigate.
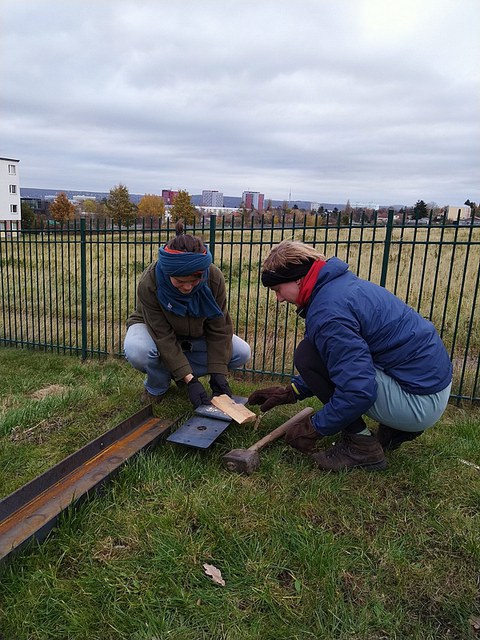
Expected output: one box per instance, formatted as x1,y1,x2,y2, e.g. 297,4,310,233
194,395,248,422
210,394,257,424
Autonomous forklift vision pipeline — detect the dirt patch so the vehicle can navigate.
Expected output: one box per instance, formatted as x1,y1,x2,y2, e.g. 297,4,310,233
28,384,69,400
92,536,140,562
10,417,69,444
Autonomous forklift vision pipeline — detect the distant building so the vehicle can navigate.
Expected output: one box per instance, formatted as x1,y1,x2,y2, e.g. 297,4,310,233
162,189,179,205
446,204,471,220
242,191,264,212
0,157,21,234
352,202,379,211
202,190,224,207
197,206,238,219
21,197,49,218
310,202,320,212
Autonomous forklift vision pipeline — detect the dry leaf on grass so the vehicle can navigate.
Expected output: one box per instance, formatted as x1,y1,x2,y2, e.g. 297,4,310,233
203,563,226,586
470,615,480,632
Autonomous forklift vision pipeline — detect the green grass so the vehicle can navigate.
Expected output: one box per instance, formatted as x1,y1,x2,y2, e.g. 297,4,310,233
0,347,479,639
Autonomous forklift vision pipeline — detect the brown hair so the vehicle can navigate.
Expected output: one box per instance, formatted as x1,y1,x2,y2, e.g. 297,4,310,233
262,240,326,271
167,220,206,253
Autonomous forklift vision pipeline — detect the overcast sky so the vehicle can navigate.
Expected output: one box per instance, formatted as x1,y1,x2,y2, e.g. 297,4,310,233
2,0,479,206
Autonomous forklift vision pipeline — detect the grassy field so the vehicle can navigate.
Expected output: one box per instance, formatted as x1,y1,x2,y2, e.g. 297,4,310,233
1,222,479,399
0,348,479,640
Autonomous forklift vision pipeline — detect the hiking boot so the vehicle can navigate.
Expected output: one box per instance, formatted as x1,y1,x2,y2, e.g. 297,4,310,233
312,433,387,471
140,389,165,405
377,424,423,451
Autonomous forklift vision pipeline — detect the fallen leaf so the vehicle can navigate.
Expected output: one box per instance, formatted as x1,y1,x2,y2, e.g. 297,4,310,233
470,615,480,631
203,563,226,586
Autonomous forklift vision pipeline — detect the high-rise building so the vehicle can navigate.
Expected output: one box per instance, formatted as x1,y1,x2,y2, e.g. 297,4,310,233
202,190,224,207
162,189,178,205
242,191,264,212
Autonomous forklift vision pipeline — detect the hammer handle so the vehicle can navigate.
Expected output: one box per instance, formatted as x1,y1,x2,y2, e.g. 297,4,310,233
248,407,314,453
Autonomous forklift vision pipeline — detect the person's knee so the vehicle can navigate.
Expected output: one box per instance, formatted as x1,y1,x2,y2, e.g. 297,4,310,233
124,339,157,371
237,340,251,366
230,336,251,368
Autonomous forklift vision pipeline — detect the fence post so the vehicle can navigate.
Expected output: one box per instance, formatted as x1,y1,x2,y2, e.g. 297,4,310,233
80,218,88,360
380,208,395,287
209,214,216,262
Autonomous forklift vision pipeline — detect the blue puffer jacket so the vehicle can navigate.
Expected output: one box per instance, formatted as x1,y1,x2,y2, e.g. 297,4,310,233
291,258,453,435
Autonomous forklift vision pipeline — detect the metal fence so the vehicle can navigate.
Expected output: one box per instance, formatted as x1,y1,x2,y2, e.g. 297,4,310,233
1,212,479,401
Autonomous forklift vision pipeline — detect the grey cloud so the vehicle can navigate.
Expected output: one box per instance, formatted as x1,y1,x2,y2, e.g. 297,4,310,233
1,0,479,204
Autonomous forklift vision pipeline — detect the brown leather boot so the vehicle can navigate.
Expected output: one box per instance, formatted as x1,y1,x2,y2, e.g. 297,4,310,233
140,389,165,404
312,433,387,471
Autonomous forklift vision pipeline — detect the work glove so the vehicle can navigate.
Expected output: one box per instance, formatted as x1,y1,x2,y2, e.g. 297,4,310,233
209,373,232,397
187,377,210,408
248,384,297,412
284,413,322,454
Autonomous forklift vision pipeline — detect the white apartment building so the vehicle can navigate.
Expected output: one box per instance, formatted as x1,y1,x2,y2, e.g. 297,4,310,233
0,157,21,234
202,190,224,207
446,204,471,220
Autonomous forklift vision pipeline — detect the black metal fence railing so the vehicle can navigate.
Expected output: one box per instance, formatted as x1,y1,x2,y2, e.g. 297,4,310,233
1,212,479,402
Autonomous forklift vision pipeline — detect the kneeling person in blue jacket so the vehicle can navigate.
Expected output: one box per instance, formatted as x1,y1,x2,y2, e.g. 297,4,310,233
248,240,453,471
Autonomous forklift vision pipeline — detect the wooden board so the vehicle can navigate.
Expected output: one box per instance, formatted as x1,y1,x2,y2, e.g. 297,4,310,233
211,394,257,424
194,395,248,422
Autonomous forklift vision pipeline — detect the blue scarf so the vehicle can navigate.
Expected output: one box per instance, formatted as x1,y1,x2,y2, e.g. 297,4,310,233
155,246,223,318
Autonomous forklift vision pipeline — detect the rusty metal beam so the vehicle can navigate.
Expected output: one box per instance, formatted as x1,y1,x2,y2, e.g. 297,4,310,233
0,405,171,563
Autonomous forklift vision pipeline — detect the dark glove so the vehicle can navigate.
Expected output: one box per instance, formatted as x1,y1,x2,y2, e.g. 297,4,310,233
284,413,322,454
248,385,297,412
209,373,232,397
187,377,210,408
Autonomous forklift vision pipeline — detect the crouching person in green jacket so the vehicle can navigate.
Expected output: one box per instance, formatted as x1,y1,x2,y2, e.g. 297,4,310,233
248,240,452,472
124,221,251,408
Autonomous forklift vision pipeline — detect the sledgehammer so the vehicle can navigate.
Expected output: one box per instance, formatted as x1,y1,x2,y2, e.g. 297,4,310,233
223,407,314,474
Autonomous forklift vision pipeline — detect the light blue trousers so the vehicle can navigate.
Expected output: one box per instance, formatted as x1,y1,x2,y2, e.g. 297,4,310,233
366,368,452,432
124,322,251,396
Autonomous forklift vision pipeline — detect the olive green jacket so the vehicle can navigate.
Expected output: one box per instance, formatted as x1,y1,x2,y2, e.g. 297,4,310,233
126,262,233,380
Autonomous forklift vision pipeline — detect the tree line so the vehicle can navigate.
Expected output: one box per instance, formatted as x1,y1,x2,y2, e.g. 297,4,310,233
21,185,197,228
21,186,479,229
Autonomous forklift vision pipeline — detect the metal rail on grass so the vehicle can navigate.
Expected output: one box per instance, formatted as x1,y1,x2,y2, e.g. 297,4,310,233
0,406,172,563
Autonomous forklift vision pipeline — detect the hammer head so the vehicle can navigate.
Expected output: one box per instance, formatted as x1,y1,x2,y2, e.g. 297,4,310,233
223,448,260,474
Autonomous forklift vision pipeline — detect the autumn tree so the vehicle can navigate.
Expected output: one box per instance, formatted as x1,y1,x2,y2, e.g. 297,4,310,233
170,189,197,224
82,199,98,215
50,192,76,223
105,184,136,225
138,193,165,219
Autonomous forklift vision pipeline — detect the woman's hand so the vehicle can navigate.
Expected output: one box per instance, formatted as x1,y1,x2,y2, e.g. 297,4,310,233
209,373,232,397
247,385,297,412
187,377,211,408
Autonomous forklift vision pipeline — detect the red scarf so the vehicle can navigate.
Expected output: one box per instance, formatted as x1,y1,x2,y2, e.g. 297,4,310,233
296,260,326,307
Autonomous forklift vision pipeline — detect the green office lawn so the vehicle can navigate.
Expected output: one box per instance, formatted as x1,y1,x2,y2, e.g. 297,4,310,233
0,348,479,640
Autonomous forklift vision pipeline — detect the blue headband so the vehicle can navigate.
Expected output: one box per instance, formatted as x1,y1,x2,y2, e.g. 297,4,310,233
158,246,212,276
